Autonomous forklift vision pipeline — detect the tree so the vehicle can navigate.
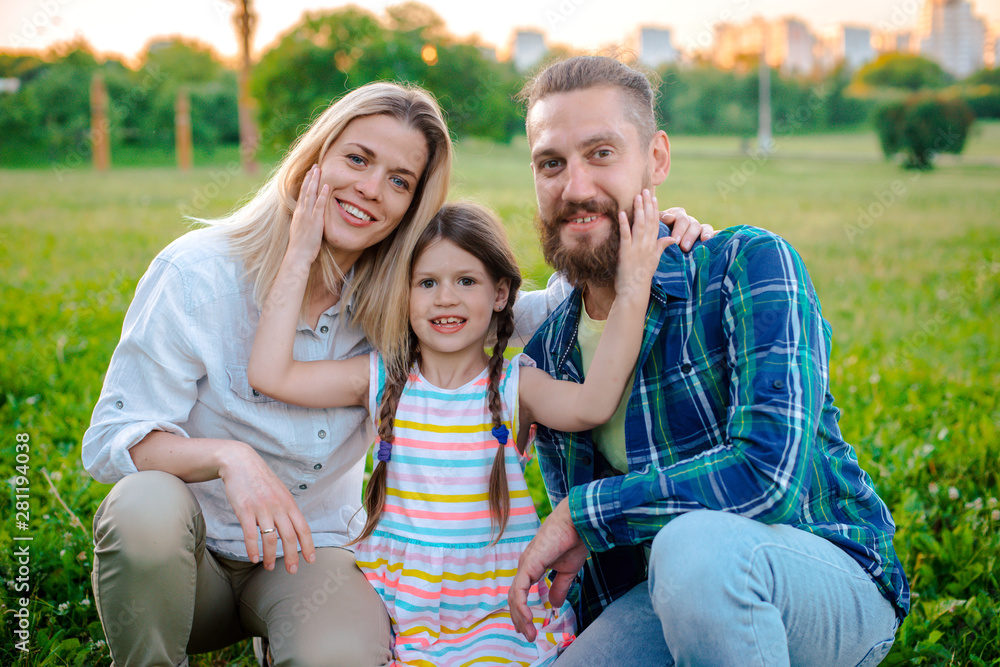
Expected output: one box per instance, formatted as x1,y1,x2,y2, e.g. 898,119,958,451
0,36,240,167
961,68,1000,120
822,64,873,128
384,1,447,40
250,7,385,150
856,54,953,92
250,3,524,147
231,0,259,173
964,68,1000,87
874,93,975,169
140,37,225,83
20,42,102,161
129,38,237,148
0,52,46,82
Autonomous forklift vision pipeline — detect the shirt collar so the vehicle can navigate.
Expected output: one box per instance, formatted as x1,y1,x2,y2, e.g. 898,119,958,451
286,266,358,332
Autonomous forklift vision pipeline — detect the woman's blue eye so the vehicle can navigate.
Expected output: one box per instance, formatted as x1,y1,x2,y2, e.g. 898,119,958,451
348,154,365,165
391,176,410,190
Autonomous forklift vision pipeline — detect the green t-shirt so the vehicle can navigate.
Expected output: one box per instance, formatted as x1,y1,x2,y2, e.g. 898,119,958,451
577,303,632,474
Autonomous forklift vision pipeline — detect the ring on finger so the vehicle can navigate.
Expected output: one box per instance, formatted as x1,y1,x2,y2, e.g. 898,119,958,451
260,527,276,535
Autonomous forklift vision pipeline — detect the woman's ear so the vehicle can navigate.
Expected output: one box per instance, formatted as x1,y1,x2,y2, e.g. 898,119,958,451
494,278,511,312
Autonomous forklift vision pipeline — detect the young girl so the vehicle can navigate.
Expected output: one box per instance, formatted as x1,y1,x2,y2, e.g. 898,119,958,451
248,167,673,665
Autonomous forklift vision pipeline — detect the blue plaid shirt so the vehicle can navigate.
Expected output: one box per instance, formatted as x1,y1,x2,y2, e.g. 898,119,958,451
525,224,909,629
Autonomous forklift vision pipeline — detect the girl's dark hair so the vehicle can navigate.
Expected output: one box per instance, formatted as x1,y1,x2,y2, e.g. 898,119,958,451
351,202,523,545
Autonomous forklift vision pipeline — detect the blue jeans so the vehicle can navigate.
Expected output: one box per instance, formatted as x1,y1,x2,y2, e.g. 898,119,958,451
556,510,898,666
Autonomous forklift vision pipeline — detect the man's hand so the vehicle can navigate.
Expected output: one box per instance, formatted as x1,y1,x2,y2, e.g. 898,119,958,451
660,207,716,251
509,498,589,641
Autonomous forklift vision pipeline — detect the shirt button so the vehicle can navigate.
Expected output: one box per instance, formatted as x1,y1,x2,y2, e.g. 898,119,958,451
581,456,592,466
318,430,327,439
299,484,308,490
320,325,329,334
252,389,260,397
313,463,323,470
681,363,693,374
115,400,124,409
773,380,784,390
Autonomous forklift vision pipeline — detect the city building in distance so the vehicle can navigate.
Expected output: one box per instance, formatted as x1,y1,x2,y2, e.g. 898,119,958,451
636,26,679,69
500,0,995,77
917,0,988,78
511,29,546,72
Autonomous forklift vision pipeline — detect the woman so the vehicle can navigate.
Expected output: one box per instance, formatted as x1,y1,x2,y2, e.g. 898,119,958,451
82,81,710,667
83,82,449,667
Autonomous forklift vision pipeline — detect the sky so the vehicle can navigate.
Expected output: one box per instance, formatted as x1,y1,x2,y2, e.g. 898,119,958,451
2,0,999,64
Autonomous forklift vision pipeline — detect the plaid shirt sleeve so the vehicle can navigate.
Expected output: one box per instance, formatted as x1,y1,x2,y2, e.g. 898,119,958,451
568,232,828,551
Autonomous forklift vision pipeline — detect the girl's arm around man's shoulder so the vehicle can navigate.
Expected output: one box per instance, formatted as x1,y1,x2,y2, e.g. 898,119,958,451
516,190,673,436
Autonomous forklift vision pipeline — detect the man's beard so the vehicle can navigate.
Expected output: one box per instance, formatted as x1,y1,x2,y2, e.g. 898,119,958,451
537,197,625,290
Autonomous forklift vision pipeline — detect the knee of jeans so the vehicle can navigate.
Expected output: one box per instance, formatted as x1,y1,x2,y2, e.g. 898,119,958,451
649,511,748,607
94,470,201,567
650,510,740,570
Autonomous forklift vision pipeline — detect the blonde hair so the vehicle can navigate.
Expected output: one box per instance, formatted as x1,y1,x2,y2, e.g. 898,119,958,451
352,202,523,546
201,82,452,366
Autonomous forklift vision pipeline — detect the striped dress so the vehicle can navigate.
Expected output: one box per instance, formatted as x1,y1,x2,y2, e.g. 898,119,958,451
354,353,575,667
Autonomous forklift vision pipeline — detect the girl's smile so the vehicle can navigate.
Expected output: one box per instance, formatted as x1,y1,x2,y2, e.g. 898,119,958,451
409,238,510,368
429,316,468,334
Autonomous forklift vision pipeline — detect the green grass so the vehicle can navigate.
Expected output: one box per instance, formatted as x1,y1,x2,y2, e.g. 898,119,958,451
2,127,999,665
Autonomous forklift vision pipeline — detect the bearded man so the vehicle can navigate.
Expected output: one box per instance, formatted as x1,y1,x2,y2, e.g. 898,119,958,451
508,56,909,667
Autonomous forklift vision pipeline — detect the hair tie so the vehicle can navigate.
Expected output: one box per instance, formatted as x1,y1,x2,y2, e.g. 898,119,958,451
376,440,392,462
491,425,509,446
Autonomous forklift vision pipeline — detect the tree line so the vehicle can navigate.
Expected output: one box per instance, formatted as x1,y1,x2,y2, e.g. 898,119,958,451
1,3,998,168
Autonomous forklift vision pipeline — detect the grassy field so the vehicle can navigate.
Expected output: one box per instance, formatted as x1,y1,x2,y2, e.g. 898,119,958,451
2,127,999,665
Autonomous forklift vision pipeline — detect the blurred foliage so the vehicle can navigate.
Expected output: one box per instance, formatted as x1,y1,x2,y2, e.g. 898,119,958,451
958,68,1000,120
856,53,954,92
0,38,238,167
3,20,1000,169
249,4,522,152
962,85,1000,120
3,5,937,170
651,61,875,137
874,93,976,169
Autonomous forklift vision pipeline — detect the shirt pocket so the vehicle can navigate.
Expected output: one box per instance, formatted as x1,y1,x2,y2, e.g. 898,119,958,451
223,364,292,435
654,350,729,455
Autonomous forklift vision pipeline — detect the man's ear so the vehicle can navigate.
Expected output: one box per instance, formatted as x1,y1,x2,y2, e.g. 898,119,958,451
650,130,671,186
494,277,511,312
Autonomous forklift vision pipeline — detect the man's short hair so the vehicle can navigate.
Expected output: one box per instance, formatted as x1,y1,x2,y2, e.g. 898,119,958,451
519,56,659,147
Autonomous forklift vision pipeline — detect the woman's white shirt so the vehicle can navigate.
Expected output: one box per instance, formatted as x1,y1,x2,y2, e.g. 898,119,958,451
82,227,373,559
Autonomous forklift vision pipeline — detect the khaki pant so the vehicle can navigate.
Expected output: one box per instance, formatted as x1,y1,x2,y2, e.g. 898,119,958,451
92,470,391,667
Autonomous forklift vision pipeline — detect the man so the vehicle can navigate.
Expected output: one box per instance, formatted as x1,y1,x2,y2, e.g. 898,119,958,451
508,56,909,666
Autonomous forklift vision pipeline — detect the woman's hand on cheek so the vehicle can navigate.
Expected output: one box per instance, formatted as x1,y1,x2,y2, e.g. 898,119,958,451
217,441,316,574
288,164,329,266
